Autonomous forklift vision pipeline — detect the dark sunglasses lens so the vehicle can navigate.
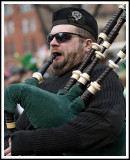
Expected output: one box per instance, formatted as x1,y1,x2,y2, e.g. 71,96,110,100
47,34,54,43
47,33,72,43
57,33,71,43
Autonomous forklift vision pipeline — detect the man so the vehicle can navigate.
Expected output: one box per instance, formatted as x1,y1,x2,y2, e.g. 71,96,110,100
4,7,126,156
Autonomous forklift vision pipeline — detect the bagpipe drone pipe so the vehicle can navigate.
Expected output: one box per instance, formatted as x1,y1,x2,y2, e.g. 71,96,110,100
4,4,126,133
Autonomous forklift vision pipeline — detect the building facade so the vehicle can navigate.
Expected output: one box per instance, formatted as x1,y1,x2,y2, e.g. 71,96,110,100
4,4,46,75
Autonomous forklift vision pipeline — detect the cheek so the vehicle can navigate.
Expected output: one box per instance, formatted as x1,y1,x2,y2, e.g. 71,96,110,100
65,42,78,54
63,40,83,59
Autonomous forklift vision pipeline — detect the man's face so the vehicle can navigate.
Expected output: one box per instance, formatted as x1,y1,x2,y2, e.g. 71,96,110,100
49,25,87,75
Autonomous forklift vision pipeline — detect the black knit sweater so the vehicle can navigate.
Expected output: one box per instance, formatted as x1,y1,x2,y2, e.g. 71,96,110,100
5,63,126,156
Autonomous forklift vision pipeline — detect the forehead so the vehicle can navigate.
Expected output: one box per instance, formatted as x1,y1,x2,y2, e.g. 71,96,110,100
51,24,77,34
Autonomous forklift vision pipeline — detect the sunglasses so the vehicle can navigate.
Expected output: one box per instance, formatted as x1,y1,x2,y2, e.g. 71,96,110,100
47,32,88,44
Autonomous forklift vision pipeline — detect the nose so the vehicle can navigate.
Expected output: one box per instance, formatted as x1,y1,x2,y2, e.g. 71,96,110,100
50,37,60,46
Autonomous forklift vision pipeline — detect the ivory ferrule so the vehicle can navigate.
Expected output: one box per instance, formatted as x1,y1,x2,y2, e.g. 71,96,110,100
98,33,107,41
32,72,43,82
117,50,126,59
118,4,125,9
109,60,119,69
95,51,105,59
88,81,101,94
78,73,90,85
71,70,82,80
91,43,101,51
103,41,111,49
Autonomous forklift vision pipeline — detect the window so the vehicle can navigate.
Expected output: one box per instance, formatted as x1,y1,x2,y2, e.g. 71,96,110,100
7,21,14,35
22,18,36,34
10,41,15,55
29,17,36,32
4,43,7,55
31,39,36,52
4,23,8,37
23,40,29,53
4,4,13,16
22,19,29,34
19,4,34,13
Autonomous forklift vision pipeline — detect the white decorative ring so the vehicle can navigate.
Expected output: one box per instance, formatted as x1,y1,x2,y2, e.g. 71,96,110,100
91,43,101,51
72,70,81,80
117,50,126,59
118,4,125,9
95,51,105,59
109,60,119,69
32,72,43,82
103,41,111,49
98,33,107,41
88,81,100,94
78,73,90,85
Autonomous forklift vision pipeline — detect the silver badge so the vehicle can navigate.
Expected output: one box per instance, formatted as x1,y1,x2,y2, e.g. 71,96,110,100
72,11,82,21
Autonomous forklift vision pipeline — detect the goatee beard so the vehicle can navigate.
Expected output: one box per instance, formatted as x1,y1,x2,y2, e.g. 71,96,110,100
52,61,67,76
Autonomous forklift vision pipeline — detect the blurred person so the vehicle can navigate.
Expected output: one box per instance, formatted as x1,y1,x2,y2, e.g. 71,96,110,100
4,75,10,89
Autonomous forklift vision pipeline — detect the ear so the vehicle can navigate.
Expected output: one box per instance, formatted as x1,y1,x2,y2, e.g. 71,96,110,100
84,39,93,53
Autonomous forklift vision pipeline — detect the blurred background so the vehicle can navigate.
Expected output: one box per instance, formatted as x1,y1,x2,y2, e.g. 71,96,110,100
4,3,126,97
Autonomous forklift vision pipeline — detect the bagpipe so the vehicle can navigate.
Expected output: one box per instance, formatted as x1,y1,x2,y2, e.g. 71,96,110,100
4,5,126,155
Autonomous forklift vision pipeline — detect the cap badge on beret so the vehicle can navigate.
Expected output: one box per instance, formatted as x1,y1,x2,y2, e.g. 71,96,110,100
68,10,86,25
72,11,82,21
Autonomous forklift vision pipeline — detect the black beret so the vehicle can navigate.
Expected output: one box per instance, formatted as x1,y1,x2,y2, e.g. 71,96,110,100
52,7,98,40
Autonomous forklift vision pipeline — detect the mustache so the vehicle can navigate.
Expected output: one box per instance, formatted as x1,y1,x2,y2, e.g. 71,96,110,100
50,49,63,56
